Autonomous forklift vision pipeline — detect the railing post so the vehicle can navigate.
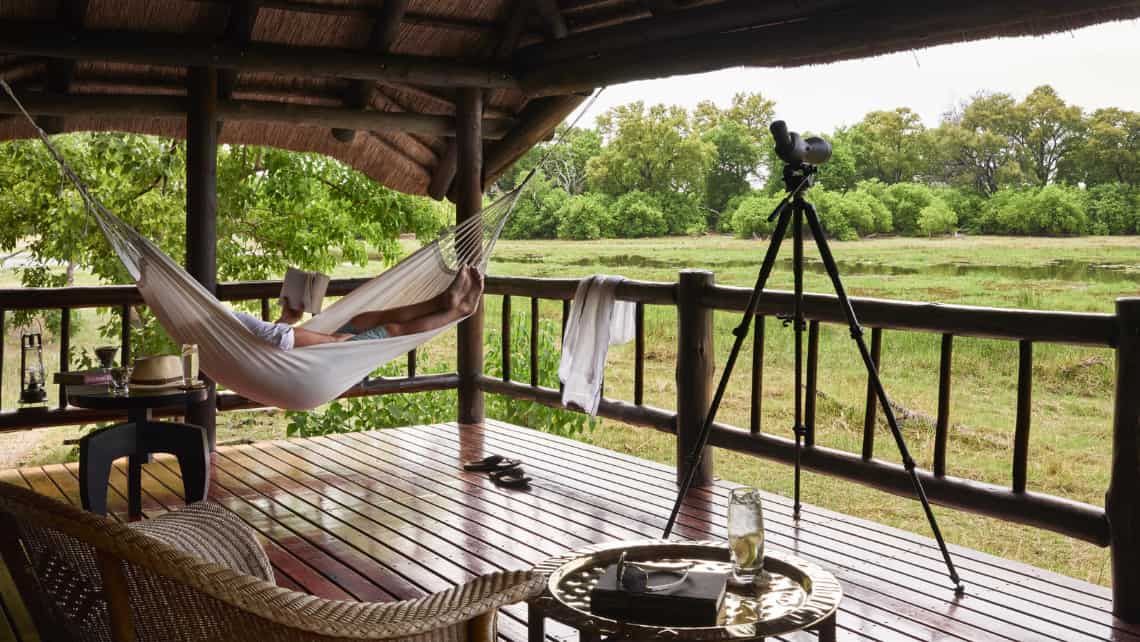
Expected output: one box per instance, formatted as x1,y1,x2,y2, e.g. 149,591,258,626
676,269,714,488
1108,297,1140,623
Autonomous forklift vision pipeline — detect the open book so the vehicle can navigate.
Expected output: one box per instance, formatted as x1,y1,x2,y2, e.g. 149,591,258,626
280,267,331,314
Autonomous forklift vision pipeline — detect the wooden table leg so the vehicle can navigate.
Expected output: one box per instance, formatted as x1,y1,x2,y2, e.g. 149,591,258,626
78,422,138,516
139,421,209,504
817,612,837,642
528,602,545,642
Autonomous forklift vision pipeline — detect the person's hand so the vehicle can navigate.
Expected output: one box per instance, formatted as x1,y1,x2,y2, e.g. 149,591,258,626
278,304,303,325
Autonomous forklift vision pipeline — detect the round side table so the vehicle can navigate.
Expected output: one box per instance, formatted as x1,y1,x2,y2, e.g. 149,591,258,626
529,540,841,642
70,384,210,520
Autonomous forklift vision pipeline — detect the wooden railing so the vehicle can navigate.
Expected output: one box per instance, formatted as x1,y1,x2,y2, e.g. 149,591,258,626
479,272,1140,620
1,272,1137,619
0,278,455,431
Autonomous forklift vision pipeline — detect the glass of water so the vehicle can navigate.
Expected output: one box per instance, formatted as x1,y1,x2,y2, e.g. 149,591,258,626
180,344,199,388
727,487,766,585
109,366,133,397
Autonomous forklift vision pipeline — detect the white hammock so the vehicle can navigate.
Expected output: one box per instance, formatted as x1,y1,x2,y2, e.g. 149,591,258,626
2,80,518,410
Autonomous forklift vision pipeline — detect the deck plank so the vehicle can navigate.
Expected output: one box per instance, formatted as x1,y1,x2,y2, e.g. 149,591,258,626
0,421,1136,642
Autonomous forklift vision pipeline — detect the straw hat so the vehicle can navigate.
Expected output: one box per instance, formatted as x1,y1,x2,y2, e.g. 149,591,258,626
130,355,183,389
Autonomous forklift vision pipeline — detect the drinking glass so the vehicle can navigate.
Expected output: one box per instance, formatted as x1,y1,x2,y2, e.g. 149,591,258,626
180,344,199,387
727,487,766,585
109,366,132,397
94,345,118,371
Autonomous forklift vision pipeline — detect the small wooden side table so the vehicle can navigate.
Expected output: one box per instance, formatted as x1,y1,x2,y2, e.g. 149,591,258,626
70,385,210,520
530,540,842,642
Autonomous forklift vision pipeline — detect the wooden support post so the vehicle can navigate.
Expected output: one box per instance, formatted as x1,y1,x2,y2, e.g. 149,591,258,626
455,87,484,425
186,67,218,450
676,269,714,488
1108,297,1140,623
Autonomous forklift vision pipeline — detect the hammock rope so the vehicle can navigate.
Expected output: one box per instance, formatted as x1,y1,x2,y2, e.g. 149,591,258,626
0,79,600,410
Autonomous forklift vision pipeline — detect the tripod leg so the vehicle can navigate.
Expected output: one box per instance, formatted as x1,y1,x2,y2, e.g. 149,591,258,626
662,202,795,538
802,202,964,592
792,203,805,520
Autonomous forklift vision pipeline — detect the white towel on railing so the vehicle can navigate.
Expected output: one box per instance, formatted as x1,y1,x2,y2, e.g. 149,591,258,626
559,275,636,416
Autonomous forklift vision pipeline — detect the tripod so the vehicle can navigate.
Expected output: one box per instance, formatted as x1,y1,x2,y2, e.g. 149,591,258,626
661,160,965,592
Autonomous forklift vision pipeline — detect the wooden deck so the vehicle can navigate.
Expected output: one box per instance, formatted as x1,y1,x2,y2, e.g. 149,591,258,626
1,419,1137,642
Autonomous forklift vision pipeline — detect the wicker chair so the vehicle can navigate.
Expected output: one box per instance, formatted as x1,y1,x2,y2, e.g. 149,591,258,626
0,481,545,642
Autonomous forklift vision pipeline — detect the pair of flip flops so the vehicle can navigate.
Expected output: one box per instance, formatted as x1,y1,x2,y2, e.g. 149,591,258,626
462,454,531,489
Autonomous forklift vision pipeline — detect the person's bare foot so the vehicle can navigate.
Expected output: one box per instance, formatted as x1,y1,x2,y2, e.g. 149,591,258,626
457,269,484,316
445,266,472,309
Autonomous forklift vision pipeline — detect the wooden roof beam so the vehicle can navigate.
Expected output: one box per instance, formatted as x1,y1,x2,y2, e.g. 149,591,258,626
333,0,409,144
0,92,516,139
218,0,260,101
642,0,678,15
195,0,513,36
518,0,1137,96
0,23,519,90
533,0,569,39
516,0,835,69
38,0,89,134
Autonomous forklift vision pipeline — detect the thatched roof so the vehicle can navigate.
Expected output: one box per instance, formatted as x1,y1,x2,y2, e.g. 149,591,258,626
1,0,1138,199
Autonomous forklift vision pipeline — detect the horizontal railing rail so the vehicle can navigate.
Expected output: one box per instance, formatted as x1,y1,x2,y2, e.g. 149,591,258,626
480,273,1123,548
0,278,450,431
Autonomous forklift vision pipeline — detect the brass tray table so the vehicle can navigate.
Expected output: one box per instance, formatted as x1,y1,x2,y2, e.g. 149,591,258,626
529,540,842,642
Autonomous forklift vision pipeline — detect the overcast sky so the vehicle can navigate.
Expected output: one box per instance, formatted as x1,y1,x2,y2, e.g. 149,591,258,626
568,19,1140,134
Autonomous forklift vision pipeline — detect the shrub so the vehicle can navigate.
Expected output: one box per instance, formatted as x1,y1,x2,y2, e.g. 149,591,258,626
917,199,958,236
1030,184,1089,236
833,190,891,236
729,193,783,238
934,187,985,233
1086,183,1138,235
809,189,857,240
653,191,706,235
882,183,937,235
981,185,1088,236
556,194,611,240
501,173,568,239
610,191,668,237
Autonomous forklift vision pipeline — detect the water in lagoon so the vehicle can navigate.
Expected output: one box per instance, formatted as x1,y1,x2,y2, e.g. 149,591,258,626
497,253,1140,284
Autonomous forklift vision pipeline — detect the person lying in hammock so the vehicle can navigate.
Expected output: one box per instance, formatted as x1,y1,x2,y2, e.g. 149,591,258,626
232,266,484,349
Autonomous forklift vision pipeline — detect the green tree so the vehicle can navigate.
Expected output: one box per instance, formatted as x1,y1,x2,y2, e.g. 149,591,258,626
847,108,927,184
1068,108,1140,186
931,93,1022,194
701,121,763,226
1006,85,1085,186
586,102,715,200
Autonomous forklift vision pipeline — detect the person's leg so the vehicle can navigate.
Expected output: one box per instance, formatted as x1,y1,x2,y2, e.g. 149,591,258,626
345,267,473,330
378,270,483,338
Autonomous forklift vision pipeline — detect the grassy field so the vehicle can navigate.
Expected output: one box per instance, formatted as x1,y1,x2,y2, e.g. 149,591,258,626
3,234,1139,586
